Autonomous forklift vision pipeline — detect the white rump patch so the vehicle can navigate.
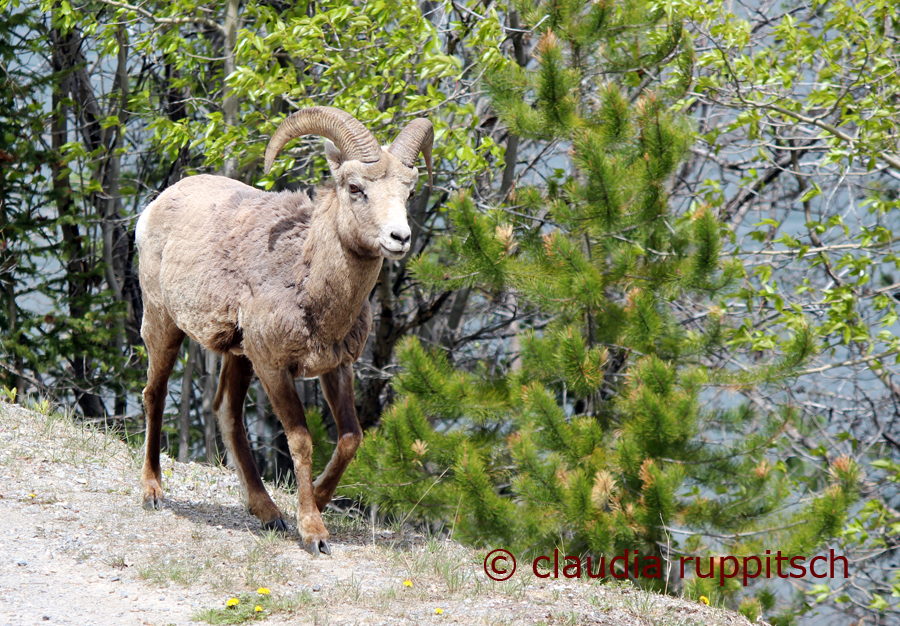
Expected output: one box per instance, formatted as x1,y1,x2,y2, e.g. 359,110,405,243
134,201,154,247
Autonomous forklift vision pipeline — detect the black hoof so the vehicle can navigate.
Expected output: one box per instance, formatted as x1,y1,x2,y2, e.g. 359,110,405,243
142,496,162,511
263,518,288,533
302,539,330,556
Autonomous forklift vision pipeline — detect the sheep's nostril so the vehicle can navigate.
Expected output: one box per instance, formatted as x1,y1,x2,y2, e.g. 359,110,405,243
390,230,411,245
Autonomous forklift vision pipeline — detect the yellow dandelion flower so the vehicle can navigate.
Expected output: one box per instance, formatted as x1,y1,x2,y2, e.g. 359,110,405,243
699,596,710,606
435,608,443,615
403,579,413,587
256,587,270,595
226,597,240,608
27,493,36,498
254,605,263,612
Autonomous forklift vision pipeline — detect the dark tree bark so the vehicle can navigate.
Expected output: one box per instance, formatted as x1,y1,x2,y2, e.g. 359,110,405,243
178,339,198,462
51,27,107,418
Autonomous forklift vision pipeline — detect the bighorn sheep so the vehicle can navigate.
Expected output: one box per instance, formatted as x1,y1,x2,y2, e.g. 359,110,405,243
135,107,433,555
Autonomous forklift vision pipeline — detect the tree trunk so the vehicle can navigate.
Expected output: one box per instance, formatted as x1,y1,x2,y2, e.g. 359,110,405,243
500,134,519,199
106,26,130,420
0,208,24,400
178,339,198,462
499,10,528,201
51,28,106,418
202,349,221,463
199,0,241,460
220,0,240,179
441,287,470,350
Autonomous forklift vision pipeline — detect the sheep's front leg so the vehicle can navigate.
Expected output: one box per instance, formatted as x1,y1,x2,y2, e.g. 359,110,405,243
257,367,330,556
314,363,362,511
214,353,287,532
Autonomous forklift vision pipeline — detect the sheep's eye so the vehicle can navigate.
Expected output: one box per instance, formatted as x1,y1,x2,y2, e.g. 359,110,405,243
349,184,362,195
408,189,416,201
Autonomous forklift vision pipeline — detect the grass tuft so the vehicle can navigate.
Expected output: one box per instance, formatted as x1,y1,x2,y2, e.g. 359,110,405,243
194,590,316,625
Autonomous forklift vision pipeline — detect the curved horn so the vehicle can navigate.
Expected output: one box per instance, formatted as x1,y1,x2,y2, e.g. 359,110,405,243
388,118,434,191
264,106,382,174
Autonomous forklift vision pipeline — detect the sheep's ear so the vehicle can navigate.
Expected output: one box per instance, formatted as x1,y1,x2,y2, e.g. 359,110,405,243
324,139,344,174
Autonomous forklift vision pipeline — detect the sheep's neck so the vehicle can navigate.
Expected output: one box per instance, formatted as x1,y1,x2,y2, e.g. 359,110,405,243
300,210,381,342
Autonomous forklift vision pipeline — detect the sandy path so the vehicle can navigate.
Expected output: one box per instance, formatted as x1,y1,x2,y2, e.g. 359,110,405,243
0,403,762,626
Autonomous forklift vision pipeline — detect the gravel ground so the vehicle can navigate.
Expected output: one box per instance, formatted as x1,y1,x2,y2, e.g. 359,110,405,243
0,402,767,626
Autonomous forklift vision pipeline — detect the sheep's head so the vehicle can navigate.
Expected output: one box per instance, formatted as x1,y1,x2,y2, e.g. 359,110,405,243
264,107,433,261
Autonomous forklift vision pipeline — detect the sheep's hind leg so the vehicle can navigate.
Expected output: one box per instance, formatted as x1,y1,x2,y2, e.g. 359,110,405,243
140,310,185,510
313,363,362,511
213,353,287,532
256,367,330,556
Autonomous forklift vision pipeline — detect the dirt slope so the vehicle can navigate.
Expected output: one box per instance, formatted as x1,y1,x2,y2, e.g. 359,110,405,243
0,402,763,626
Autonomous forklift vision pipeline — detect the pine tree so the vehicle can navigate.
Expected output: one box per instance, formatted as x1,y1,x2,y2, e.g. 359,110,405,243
342,0,859,615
